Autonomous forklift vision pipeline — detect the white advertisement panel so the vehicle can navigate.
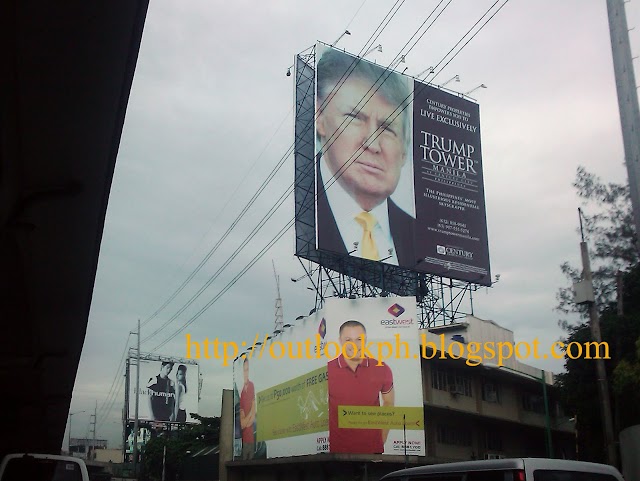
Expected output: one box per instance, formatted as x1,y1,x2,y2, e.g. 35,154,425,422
323,297,425,456
233,311,328,460
128,359,199,424
232,297,424,459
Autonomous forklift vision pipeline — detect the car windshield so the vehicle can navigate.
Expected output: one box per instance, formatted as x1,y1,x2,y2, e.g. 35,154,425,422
2,458,83,481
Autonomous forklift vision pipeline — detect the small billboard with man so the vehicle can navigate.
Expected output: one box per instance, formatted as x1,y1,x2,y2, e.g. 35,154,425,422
323,297,425,456
232,297,425,458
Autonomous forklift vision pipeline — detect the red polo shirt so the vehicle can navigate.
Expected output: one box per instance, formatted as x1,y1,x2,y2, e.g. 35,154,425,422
328,355,393,454
240,381,255,443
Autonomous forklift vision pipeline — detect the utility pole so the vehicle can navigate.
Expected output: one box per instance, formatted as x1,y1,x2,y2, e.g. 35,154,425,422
615,271,624,436
573,210,617,466
273,261,283,333
90,401,97,460
606,0,640,251
123,358,130,463
132,320,141,476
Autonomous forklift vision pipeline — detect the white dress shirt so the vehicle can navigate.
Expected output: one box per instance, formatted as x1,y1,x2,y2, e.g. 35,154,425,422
320,158,399,265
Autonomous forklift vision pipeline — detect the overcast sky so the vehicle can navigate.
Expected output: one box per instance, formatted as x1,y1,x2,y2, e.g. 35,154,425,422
67,0,640,448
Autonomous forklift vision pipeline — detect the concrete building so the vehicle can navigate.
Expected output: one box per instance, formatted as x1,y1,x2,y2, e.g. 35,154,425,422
69,437,108,460
219,315,576,481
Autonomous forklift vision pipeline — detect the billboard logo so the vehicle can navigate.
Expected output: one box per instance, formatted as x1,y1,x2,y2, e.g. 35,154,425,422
387,304,405,317
437,245,474,260
318,318,327,339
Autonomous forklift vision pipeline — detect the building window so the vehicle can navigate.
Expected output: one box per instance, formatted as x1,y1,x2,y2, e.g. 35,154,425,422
431,368,449,391
485,430,502,451
449,372,473,397
431,369,472,397
481,381,500,403
522,392,545,414
437,425,472,446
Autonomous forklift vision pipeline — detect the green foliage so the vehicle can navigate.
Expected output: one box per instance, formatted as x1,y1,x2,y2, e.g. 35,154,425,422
556,166,637,317
612,337,640,395
142,416,220,481
555,166,640,462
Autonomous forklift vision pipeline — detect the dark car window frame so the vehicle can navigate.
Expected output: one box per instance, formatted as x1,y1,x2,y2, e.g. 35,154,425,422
1,457,84,481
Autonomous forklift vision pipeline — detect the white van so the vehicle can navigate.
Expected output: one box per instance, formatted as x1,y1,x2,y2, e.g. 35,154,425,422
0,453,90,481
380,458,624,481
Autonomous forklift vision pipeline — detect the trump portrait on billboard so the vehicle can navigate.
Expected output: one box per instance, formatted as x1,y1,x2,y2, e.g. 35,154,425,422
315,45,416,267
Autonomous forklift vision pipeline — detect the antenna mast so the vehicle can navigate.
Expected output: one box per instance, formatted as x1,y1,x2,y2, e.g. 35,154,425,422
273,261,283,333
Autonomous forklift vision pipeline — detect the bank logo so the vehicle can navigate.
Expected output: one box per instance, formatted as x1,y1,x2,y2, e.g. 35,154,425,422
437,245,446,255
318,318,327,339
387,304,405,317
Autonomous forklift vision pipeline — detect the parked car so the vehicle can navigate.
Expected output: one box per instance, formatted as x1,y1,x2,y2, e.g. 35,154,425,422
0,453,90,481
380,458,624,481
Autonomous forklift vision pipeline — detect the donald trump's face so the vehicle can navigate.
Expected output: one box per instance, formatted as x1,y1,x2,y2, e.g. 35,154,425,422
317,76,406,212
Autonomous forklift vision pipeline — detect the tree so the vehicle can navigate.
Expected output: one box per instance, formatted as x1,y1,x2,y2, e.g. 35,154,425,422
556,166,637,317
142,416,220,481
555,167,639,463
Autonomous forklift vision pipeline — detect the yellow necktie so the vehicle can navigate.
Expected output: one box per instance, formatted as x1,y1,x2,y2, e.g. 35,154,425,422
355,211,379,261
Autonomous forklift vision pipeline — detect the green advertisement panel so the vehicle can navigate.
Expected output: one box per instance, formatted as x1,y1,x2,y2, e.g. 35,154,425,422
256,367,328,441
337,406,423,430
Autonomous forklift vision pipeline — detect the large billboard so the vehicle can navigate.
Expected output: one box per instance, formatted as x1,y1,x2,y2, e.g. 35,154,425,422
128,359,199,424
232,297,425,459
295,43,490,286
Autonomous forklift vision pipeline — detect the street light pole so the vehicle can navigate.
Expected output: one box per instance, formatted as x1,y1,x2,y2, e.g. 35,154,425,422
68,411,86,455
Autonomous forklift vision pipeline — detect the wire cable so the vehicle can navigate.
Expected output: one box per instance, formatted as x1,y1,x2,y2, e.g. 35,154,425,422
140,107,294,330
96,333,131,420
150,2,491,351
344,0,369,31
151,0,510,351
96,373,126,432
140,1,411,345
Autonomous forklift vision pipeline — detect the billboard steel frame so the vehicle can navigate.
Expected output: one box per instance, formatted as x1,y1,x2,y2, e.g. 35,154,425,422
295,257,481,329
293,47,486,329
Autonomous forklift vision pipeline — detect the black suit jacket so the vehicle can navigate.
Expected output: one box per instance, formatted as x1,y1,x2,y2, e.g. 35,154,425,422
316,167,415,267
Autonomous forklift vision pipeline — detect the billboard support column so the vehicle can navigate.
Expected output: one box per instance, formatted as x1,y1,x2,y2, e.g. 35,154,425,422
133,319,141,473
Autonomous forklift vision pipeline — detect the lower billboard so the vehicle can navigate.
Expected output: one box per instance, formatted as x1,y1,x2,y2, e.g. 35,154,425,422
233,297,425,459
128,358,199,423
125,423,153,454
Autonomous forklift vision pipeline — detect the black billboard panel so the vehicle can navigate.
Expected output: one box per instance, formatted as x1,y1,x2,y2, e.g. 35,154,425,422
413,83,491,285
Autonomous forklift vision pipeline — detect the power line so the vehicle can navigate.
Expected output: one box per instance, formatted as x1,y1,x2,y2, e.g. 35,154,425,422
97,373,126,431
151,2,506,351
150,0,510,351
140,107,294,329
96,333,131,421
421,0,508,85
140,1,411,346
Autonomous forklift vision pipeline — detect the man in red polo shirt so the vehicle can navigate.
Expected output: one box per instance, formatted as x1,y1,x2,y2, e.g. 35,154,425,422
328,320,395,454
239,357,256,459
